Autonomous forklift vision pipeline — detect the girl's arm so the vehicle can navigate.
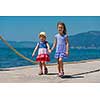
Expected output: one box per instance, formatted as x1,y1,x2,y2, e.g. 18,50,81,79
32,43,39,57
46,42,50,50
66,36,69,55
51,38,57,51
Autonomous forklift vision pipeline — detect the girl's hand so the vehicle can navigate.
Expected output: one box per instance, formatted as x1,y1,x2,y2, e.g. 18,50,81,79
32,53,35,58
66,51,69,56
48,49,52,53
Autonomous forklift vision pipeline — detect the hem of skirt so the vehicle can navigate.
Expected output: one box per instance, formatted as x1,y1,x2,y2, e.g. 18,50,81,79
36,60,50,62
54,56,68,59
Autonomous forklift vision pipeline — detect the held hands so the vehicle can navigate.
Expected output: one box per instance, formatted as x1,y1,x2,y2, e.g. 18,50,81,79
48,49,52,53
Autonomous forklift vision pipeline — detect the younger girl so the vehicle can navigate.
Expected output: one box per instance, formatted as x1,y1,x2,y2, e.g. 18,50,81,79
50,22,69,77
32,32,50,75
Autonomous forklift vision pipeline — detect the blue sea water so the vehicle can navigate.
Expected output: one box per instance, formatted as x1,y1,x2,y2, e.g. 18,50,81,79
0,47,100,68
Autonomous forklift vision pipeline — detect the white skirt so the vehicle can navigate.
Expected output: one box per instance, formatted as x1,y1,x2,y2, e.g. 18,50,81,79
38,48,48,55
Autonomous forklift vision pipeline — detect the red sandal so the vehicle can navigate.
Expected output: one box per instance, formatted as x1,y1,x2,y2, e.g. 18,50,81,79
58,72,64,77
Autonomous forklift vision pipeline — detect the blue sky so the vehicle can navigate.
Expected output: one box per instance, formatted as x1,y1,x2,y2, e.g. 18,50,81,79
0,16,100,41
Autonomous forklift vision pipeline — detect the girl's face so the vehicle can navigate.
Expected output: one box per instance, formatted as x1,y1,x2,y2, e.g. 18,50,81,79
57,24,64,35
39,35,46,42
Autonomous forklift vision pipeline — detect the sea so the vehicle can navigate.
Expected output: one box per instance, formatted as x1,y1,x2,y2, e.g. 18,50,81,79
0,46,100,68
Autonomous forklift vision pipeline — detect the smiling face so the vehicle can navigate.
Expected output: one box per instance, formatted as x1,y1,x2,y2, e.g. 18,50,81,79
57,24,64,35
39,35,46,42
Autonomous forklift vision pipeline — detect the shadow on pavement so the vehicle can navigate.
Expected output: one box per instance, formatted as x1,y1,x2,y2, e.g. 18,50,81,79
61,75,84,79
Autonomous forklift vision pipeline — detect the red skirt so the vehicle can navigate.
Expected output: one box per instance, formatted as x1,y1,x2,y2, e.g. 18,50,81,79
36,54,50,62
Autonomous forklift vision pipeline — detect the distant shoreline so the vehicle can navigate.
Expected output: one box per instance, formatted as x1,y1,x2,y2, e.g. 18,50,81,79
1,47,100,49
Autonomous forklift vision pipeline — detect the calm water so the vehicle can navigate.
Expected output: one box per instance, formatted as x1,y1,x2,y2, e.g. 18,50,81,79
0,47,100,68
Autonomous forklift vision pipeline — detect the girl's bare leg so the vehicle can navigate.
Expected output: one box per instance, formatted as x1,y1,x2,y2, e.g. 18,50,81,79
58,58,64,73
39,62,43,75
43,62,48,74
57,58,61,73
42,62,46,69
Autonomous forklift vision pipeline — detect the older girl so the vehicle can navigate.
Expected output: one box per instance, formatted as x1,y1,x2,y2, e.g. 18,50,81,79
50,22,69,77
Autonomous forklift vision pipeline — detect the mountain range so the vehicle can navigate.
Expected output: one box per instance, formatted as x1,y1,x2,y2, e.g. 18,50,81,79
0,31,100,49
69,31,100,48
